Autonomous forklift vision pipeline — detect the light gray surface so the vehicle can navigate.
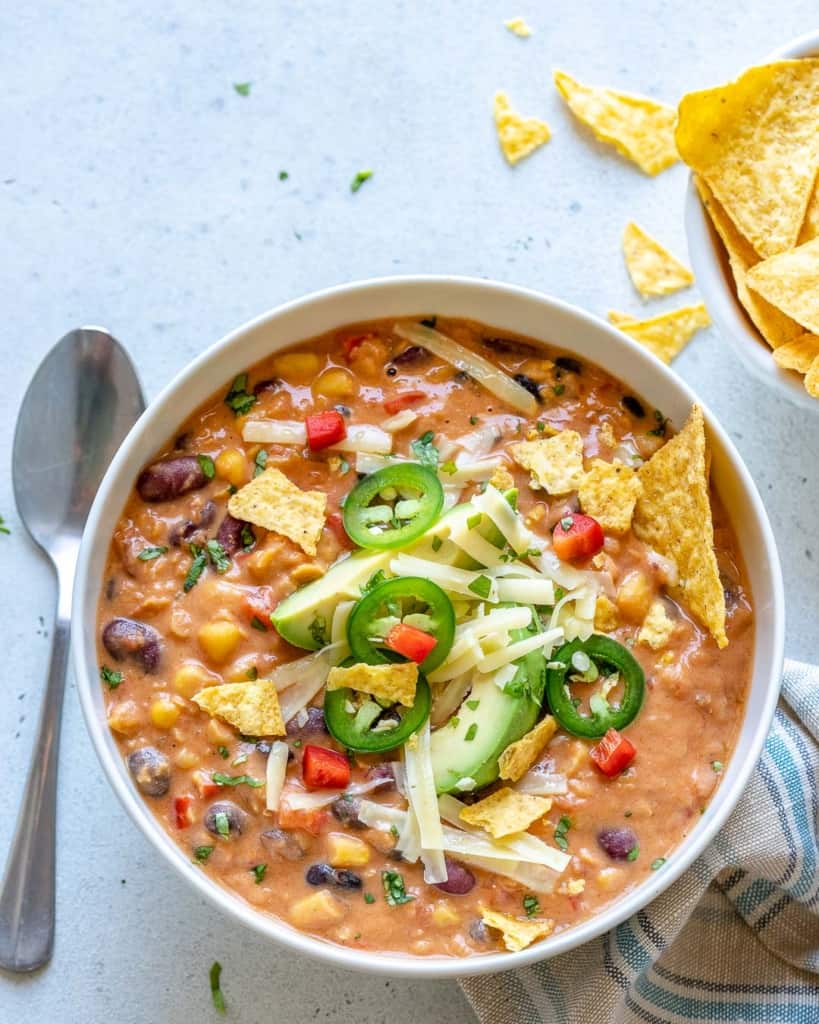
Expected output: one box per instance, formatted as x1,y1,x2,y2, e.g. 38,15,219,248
1,2,818,1021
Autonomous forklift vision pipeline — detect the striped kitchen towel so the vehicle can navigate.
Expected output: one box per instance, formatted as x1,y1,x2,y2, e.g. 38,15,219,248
459,659,819,1023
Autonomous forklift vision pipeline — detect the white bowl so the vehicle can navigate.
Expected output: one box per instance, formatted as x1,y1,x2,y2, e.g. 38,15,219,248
73,276,784,978
684,31,819,412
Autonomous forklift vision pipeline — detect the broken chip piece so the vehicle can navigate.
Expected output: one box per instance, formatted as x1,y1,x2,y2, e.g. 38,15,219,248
498,715,558,782
493,90,551,165
481,909,555,952
460,787,551,839
193,679,286,737
228,467,327,556
608,304,710,364
578,459,641,535
637,600,675,650
622,222,694,298
503,16,532,37
510,430,584,494
326,661,419,708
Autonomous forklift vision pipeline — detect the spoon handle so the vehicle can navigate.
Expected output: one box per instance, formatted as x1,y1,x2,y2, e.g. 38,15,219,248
0,600,70,972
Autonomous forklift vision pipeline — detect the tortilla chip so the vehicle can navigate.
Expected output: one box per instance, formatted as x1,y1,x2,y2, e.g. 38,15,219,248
193,680,285,737
326,661,418,707
772,333,819,373
637,600,675,650
493,91,551,166
695,176,804,350
676,60,819,259
504,16,531,37
594,595,620,633
622,222,694,298
745,238,819,336
460,787,551,839
633,406,727,647
806,357,819,397
510,430,585,494
578,459,642,534
481,909,554,952
498,715,557,781
553,70,678,176
799,184,819,244
608,304,710,364
228,467,326,556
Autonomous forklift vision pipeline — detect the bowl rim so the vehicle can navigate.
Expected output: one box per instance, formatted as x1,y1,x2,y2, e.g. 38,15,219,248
683,30,819,412
72,274,785,978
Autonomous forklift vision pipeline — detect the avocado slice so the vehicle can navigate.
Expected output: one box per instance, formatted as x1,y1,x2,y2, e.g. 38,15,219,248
430,621,546,794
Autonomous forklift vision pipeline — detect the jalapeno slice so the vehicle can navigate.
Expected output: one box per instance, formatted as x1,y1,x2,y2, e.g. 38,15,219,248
342,463,444,550
347,576,455,674
324,666,431,753
545,635,644,738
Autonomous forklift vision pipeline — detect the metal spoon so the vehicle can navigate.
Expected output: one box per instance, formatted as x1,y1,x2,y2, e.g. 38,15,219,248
0,328,144,972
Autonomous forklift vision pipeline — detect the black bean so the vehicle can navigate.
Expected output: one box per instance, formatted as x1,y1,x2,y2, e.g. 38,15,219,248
331,795,364,828
365,762,396,788
391,345,429,366
127,747,170,797
216,514,251,555
168,500,216,547
260,828,308,861
137,456,208,502
420,316,437,328
513,373,543,404
597,827,638,860
434,857,475,895
253,377,280,396
621,395,646,418
334,404,352,418
102,618,162,673
104,577,117,600
286,707,326,739
204,801,248,837
555,355,582,374
336,870,363,890
305,863,361,889
482,336,539,357
469,919,490,943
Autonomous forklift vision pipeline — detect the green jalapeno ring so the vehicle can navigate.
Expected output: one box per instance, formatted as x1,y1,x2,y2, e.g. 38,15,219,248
545,635,645,739
347,576,455,674
342,463,444,550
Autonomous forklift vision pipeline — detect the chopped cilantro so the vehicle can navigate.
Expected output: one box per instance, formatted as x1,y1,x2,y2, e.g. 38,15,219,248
251,863,267,884
0,515,9,535
137,545,168,561
224,373,256,416
100,665,123,689
350,169,373,193
554,815,572,852
410,430,439,467
464,723,478,742
389,824,399,839
431,535,443,552
361,569,387,596
469,415,479,426
292,738,302,748
233,82,251,96
523,895,539,917
468,574,492,599
184,544,208,592
210,961,226,1014
279,170,289,181
206,539,230,574
364,892,376,904
466,512,482,530
651,858,666,871
466,699,480,711
250,615,269,632
217,745,230,759
215,811,230,837
536,421,546,433
197,453,216,479
339,457,350,474
193,845,214,863
553,384,566,396
382,869,413,906
449,716,460,729
648,409,668,437
627,845,640,862
212,772,263,788
254,449,268,477
240,524,255,551
439,460,457,475
245,666,258,681
711,760,724,773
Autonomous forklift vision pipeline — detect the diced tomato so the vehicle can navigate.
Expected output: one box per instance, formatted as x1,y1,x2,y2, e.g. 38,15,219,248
192,770,220,799
302,744,351,790
589,728,636,777
552,513,604,561
383,391,425,416
326,511,354,549
341,333,372,359
385,622,437,664
305,411,347,451
242,586,276,624
174,795,196,829
277,802,328,836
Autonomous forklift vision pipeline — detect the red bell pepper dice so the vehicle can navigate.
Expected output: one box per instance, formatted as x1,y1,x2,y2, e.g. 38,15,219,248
589,728,636,776
302,744,351,790
552,513,604,561
305,411,347,451
174,795,196,829
383,391,425,416
385,622,437,664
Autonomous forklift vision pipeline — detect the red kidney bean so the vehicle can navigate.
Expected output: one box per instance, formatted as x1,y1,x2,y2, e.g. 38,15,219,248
434,857,475,895
216,514,251,555
102,617,162,673
127,747,171,797
137,456,208,502
330,795,364,828
597,827,638,860
390,345,429,366
253,378,280,395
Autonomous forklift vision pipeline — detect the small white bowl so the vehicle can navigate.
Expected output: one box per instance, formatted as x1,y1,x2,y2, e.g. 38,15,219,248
73,276,784,978
685,31,819,412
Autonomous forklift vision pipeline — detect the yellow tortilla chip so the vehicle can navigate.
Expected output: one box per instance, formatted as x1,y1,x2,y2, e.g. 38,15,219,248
578,459,642,535
481,909,554,952
460,787,551,839
594,595,620,633
622,222,694,298
745,238,819,336
504,16,531,37
694,176,803,350
193,680,285,737
772,333,819,373
510,430,584,494
633,406,727,648
608,304,710,364
637,600,675,650
806,356,819,398
553,70,678,176
676,60,819,259
498,715,557,781
326,661,418,708
493,91,550,166
228,467,326,556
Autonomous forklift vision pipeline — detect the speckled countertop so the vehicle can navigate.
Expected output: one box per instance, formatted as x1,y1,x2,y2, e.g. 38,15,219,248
1,2,818,1021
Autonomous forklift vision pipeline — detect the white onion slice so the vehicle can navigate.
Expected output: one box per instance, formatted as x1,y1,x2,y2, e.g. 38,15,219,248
381,409,418,433
265,741,289,812
394,323,538,416
242,419,306,446
515,771,568,796
274,643,346,722
329,424,393,455
430,673,472,727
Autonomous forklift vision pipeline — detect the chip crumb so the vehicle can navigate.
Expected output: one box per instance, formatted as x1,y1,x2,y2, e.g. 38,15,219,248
461,788,551,839
493,91,551,166
637,600,675,650
598,421,617,449
481,909,554,952
608,304,710,364
578,459,641,534
489,465,515,492
622,221,694,298
498,715,558,781
327,661,418,708
559,878,586,896
594,594,620,633
504,16,532,37
511,430,585,494
193,680,285,737
229,467,326,556
658,650,675,666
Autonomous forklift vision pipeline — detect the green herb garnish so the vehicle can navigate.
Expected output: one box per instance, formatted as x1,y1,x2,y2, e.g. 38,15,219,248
712,760,724,773
197,454,216,479
251,863,267,884
214,812,230,837
553,384,565,396
246,666,258,681
0,515,9,535
469,415,479,426
233,82,252,96
137,545,168,561
554,815,572,852
439,460,457,476
279,170,289,181
410,430,439,467
627,846,640,862
350,169,373,193
449,716,460,729
210,961,226,1014
206,539,230,574
389,824,399,839
184,544,208,592
254,450,268,477
193,845,214,863
468,574,492,599
250,615,269,632
382,869,413,906
224,373,256,416
523,895,540,917
648,409,668,437
431,535,443,552
240,524,255,551
212,773,263,788
466,699,480,711
651,858,666,871
217,746,230,759
464,723,478,742
466,512,482,530
100,665,123,689
361,569,387,596
364,892,376,904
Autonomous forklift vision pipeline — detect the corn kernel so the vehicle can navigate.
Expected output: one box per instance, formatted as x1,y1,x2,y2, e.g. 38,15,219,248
170,604,193,638
173,662,217,698
431,900,460,927
289,889,346,930
108,700,142,736
215,448,249,488
326,833,371,868
198,619,244,663
290,563,325,586
246,546,279,581
616,571,654,622
273,352,321,384
596,866,625,891
313,367,357,399
175,748,200,770
206,718,235,746
150,697,181,729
